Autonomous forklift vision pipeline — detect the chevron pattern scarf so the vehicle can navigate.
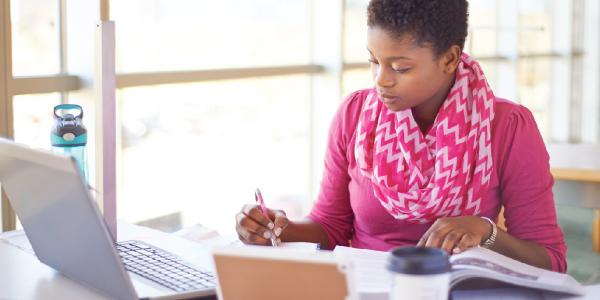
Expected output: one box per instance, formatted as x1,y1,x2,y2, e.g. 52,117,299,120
355,53,495,223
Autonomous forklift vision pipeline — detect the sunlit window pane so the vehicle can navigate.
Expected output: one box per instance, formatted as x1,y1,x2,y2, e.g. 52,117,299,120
13,93,61,149
477,60,498,92
517,1,553,140
111,0,310,73
518,58,552,139
118,76,311,233
343,69,371,97
344,0,369,62
10,0,60,76
467,0,497,56
519,0,552,54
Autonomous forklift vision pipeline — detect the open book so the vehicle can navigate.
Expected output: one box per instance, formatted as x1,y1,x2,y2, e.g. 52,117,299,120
333,246,585,297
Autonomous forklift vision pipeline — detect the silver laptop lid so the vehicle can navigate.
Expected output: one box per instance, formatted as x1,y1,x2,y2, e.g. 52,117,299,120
0,139,138,300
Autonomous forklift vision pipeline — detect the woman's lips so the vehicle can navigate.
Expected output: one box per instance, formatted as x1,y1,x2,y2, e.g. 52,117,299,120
379,94,400,104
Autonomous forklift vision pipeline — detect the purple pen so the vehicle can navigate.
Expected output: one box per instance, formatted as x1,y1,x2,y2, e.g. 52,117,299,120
255,188,278,247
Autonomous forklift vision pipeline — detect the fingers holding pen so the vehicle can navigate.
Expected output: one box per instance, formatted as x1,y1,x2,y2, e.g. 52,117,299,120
270,209,289,238
236,205,274,245
236,199,289,246
242,204,274,229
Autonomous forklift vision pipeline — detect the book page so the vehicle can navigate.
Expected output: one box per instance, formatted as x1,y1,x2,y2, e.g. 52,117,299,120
450,247,584,296
451,247,551,283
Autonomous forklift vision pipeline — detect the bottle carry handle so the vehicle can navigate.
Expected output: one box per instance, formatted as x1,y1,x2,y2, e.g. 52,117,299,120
54,104,83,119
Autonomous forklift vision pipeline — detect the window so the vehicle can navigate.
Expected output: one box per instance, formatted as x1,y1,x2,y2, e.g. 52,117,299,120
343,69,370,96
2,0,599,233
112,0,310,72
344,0,369,63
10,0,60,76
118,76,311,232
467,0,497,57
12,93,61,149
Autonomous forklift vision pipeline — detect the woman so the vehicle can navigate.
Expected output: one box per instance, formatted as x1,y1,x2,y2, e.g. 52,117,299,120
235,0,566,272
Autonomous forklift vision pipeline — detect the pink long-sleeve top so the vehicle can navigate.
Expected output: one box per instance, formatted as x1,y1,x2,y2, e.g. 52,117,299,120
307,88,567,273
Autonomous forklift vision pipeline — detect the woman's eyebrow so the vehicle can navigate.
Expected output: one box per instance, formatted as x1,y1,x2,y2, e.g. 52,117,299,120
367,48,412,63
388,55,411,61
366,48,411,60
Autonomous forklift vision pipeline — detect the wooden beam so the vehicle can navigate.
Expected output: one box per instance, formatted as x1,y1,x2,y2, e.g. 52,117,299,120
9,75,81,95
551,168,600,183
100,0,109,21
0,0,16,232
116,65,324,88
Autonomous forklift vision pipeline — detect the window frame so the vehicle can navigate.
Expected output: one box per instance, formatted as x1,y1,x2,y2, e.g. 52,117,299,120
1,0,16,232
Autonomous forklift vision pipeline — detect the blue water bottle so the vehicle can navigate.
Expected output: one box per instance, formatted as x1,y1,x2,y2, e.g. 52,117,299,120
51,104,88,182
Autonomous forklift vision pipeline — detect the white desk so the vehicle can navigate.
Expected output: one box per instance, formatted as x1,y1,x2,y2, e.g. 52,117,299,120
0,221,217,300
1,222,599,300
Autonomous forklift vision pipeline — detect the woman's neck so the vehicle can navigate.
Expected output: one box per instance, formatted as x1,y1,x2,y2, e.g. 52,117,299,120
411,75,456,134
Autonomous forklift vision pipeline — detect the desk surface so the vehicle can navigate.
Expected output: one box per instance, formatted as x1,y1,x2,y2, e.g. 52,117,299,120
0,221,216,300
1,222,599,300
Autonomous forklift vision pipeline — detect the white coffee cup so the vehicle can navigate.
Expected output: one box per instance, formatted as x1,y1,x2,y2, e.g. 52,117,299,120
387,247,451,300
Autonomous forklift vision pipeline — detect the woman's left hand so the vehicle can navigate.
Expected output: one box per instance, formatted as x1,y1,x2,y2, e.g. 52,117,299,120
416,216,492,254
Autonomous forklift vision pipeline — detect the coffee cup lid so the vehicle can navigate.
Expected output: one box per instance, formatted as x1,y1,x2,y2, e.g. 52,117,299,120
387,246,451,275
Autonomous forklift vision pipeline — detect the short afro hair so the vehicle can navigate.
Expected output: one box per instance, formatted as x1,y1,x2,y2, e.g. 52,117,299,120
367,0,469,57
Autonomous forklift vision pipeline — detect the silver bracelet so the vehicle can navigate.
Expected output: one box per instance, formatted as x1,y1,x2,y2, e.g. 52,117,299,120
480,216,497,249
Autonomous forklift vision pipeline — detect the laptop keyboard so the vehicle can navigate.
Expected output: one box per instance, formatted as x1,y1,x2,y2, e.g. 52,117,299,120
116,240,216,292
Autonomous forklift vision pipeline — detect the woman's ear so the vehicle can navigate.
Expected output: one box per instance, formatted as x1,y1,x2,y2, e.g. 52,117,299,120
441,45,462,74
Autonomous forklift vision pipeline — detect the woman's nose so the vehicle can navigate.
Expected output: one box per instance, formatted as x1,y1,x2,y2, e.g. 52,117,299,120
374,66,395,89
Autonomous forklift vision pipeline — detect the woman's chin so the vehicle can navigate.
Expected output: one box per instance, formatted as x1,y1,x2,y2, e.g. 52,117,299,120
384,102,409,112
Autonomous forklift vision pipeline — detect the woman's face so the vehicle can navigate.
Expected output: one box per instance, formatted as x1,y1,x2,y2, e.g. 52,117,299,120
367,26,454,112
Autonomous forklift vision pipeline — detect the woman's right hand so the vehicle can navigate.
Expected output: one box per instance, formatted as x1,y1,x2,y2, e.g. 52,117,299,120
235,204,289,245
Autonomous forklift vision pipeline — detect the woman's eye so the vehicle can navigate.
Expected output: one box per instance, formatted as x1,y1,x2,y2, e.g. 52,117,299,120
368,59,379,65
393,68,411,74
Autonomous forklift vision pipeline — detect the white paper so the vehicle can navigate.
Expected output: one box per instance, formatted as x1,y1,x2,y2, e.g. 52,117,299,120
279,242,319,250
0,230,34,255
333,246,392,293
173,225,318,250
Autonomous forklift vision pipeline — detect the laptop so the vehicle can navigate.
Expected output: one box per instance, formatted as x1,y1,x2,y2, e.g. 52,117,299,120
0,138,217,300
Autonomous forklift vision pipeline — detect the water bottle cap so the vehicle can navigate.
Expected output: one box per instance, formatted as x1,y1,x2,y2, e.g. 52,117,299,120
51,104,87,147
387,246,451,275
54,104,84,119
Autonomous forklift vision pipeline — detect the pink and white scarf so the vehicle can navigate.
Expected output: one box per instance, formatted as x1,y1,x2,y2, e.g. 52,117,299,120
355,53,495,223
